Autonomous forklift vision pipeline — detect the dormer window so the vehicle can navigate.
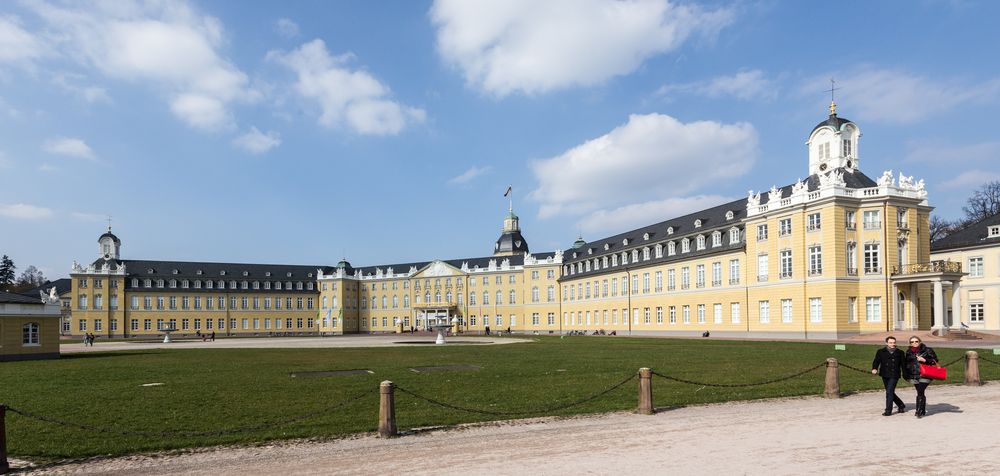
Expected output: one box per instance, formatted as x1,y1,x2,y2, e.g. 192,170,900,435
712,231,722,247
668,241,676,256
622,238,629,246
220,270,227,276
667,227,674,235
696,235,706,250
726,211,735,220
286,272,293,277
265,272,271,277
989,225,1000,238
655,244,663,258
172,269,178,275
307,273,313,278
604,243,610,251
643,247,651,260
196,269,203,275
242,271,249,276
682,238,690,253
694,219,702,228
587,248,593,255
643,232,650,240
147,268,154,273
572,252,577,259
730,227,741,244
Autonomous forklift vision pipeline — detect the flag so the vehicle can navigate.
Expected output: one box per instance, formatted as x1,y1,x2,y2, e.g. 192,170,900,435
504,185,512,197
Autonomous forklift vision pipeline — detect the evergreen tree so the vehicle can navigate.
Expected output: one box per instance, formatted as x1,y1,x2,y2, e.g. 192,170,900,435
0,255,15,286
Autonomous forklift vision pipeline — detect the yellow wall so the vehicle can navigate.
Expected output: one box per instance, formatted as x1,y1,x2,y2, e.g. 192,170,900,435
0,315,60,360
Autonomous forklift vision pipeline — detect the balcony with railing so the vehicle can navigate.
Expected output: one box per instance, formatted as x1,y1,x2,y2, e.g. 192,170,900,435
892,261,962,276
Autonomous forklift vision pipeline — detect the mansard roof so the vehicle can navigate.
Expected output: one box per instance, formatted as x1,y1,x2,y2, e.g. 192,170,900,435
340,251,561,279
109,259,322,281
565,197,747,264
931,212,1000,252
21,278,72,297
0,291,45,304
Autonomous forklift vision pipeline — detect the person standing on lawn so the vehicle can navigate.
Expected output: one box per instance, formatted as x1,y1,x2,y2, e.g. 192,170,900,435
871,336,906,416
903,336,939,418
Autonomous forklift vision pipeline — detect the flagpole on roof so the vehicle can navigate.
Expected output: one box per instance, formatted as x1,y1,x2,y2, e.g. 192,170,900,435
504,185,513,213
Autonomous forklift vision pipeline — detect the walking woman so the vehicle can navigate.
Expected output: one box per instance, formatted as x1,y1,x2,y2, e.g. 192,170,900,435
903,336,939,418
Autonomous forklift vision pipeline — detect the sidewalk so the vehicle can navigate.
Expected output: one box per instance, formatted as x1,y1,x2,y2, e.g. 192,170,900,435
16,382,1000,475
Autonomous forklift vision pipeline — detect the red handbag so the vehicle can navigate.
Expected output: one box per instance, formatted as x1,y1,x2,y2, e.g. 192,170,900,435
919,364,947,380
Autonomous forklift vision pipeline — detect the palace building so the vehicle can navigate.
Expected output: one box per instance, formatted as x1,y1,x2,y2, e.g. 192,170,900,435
69,104,956,339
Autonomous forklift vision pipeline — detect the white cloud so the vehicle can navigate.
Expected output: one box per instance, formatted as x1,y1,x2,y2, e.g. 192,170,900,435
232,127,281,154
70,212,106,222
577,195,733,235
0,15,45,64
448,165,492,186
430,0,733,96
268,39,426,135
530,113,757,219
24,1,256,131
0,203,53,220
52,72,111,103
42,137,96,160
658,69,777,101
941,170,1000,190
804,68,1000,124
275,18,300,38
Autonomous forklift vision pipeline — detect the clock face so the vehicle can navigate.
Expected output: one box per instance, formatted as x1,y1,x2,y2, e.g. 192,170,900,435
846,160,853,168
104,253,111,259
819,163,828,171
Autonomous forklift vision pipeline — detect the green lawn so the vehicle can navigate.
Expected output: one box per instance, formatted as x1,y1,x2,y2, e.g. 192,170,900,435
2,337,997,461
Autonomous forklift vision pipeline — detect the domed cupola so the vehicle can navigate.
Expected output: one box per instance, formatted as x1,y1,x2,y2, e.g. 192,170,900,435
98,226,121,260
572,236,586,249
806,101,861,175
494,206,529,256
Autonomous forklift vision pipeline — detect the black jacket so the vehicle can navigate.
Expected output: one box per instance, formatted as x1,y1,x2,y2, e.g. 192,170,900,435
903,344,939,380
872,347,905,379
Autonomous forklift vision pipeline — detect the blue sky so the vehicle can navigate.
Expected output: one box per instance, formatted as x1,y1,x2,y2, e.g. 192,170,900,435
2,0,999,280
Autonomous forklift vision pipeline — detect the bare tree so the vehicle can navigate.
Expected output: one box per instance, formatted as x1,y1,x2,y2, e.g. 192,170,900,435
929,215,956,242
962,180,1000,224
17,265,47,287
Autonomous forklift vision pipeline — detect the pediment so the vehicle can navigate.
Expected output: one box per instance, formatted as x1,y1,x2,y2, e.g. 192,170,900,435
413,260,463,278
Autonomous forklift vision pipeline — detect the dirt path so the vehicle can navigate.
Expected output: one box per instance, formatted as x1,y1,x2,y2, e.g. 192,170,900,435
15,382,1000,475
61,335,529,353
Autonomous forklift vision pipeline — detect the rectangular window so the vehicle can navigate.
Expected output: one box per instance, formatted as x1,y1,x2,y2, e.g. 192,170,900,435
697,304,706,324
757,254,769,282
865,297,881,322
970,303,984,322
759,300,770,324
807,213,821,231
863,210,881,229
846,210,856,230
729,259,740,285
631,275,639,294
712,262,721,287
779,250,792,279
144,319,151,331
781,299,793,323
713,303,722,324
809,298,822,323
682,305,690,324
969,257,984,277
848,297,858,323
864,243,881,274
757,224,768,241
667,270,675,291
131,296,139,310
778,218,792,236
644,307,651,325
656,306,663,325
696,265,705,288
806,245,822,276
669,306,676,324
847,242,858,275
642,273,650,293
681,267,690,289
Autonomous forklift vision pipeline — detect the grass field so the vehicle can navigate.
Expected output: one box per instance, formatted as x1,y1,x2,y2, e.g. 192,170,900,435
2,337,997,461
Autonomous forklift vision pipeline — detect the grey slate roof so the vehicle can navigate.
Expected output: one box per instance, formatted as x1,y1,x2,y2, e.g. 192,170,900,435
22,278,72,297
0,291,44,304
931,213,1000,252
345,251,561,278
94,259,323,292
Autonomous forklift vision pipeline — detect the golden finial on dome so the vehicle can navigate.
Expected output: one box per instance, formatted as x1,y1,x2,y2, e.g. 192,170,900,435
829,100,837,115
827,78,839,116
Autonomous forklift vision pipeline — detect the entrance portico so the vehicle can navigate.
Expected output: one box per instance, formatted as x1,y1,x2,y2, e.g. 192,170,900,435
413,304,460,331
890,261,965,334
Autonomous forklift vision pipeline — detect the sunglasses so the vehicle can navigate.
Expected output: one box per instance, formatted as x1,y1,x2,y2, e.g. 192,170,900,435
909,340,920,343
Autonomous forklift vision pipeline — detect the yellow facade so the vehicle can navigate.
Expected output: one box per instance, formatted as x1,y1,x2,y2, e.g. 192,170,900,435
1,293,61,361
931,223,1000,331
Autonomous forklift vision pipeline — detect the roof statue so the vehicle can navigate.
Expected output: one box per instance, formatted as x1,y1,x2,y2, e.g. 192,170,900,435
877,170,895,187
746,190,760,208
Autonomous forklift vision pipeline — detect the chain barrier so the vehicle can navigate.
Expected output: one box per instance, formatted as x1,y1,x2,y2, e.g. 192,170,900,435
939,355,965,368
651,361,827,388
837,362,874,375
5,388,374,438
395,373,637,417
979,355,1000,367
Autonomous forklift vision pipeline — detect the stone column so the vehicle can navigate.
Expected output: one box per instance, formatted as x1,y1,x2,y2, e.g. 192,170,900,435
891,283,899,331
824,358,841,398
950,280,961,330
378,381,397,438
932,279,945,332
637,368,654,415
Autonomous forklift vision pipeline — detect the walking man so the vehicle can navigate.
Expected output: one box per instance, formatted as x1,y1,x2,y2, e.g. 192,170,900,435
871,336,906,416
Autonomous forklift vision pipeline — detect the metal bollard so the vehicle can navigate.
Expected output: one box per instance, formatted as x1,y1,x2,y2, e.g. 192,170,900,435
1,404,9,475
824,358,841,398
637,368,654,415
378,381,397,438
965,351,981,386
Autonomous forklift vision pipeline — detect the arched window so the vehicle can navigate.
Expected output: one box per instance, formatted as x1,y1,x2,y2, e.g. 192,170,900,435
381,296,387,309
22,322,39,345
469,293,477,305
712,231,722,247
435,291,441,302
392,295,399,308
643,247,651,260
696,235,706,250
655,244,663,258
403,295,410,308
371,296,376,309
682,238,690,253
531,286,540,302
425,292,431,303
730,228,741,244
631,250,639,262
446,291,453,303
482,292,489,305
509,289,516,304
496,290,502,304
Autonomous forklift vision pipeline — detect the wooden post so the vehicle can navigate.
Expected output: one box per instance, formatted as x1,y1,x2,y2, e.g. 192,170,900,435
637,368,654,415
824,358,841,398
378,381,397,438
965,351,981,386
1,404,9,475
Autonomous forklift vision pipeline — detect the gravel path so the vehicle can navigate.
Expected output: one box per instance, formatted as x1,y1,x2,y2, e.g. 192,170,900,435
61,335,529,353
14,382,1000,475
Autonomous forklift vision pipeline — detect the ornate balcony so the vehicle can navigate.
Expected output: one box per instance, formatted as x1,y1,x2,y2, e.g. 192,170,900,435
892,261,962,276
